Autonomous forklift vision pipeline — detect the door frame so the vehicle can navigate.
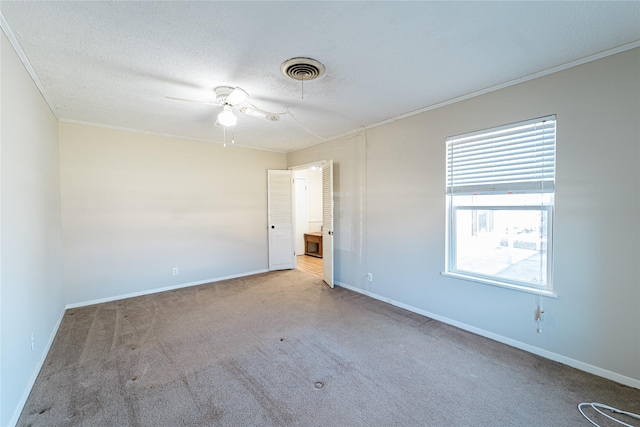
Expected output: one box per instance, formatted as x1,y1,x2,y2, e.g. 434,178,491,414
294,176,308,255
289,161,333,287
289,162,325,247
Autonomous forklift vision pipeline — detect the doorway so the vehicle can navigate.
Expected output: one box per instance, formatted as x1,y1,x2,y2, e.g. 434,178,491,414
294,165,323,279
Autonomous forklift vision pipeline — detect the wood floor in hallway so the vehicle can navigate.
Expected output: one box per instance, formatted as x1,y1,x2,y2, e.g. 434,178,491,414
296,255,322,278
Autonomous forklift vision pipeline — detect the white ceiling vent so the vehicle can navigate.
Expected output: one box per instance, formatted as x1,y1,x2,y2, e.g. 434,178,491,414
281,57,325,81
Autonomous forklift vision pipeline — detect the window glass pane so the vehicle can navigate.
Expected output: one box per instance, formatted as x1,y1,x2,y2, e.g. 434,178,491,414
454,208,548,286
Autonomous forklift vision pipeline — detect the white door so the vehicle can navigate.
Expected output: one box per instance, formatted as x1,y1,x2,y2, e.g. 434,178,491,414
322,160,334,288
294,177,308,255
268,170,295,271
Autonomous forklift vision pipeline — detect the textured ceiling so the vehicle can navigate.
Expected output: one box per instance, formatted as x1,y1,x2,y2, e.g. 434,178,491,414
1,1,639,152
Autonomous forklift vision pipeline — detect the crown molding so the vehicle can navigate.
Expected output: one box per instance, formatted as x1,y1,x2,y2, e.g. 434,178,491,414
0,12,60,120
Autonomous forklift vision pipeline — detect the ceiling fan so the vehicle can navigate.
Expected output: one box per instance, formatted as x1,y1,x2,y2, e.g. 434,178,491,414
167,86,281,126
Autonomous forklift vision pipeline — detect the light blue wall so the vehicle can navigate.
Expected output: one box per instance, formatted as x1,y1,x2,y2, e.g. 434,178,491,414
289,47,640,386
1,31,65,426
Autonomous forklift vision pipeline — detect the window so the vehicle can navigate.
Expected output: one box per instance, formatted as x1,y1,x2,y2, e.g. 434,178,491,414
445,116,556,293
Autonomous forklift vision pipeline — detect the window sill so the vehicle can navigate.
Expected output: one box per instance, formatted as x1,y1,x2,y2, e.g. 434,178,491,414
441,271,557,298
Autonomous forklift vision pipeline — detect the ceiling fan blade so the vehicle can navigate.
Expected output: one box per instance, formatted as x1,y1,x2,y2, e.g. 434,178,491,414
165,96,216,106
239,107,280,122
227,87,250,106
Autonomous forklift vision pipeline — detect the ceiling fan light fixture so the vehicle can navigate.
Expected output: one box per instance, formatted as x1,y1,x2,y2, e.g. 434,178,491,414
218,105,237,126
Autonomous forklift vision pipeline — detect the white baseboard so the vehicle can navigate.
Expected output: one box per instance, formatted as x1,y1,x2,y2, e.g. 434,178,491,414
8,307,66,427
66,269,269,309
336,281,640,390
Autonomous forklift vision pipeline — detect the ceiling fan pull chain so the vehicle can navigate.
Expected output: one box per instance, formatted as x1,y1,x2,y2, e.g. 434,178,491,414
223,126,227,148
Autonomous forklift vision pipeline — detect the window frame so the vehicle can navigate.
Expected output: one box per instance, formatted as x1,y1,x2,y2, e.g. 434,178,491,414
444,116,556,296
447,204,554,292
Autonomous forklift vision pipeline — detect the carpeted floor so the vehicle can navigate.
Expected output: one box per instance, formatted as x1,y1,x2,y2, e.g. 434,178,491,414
18,269,640,426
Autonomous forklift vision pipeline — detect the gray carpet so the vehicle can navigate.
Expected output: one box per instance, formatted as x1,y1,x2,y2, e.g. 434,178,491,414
18,269,640,426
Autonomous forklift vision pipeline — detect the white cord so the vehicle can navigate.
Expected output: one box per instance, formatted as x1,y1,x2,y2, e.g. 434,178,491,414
242,100,328,141
578,402,640,427
283,107,327,140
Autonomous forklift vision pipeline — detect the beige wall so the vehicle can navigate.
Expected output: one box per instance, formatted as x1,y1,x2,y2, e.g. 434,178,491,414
1,32,64,426
59,123,286,305
289,48,640,386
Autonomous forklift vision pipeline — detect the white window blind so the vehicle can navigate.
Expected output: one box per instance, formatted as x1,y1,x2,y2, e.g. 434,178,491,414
446,115,556,195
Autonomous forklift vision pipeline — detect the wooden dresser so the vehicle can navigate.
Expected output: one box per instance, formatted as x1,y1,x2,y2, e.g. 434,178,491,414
304,232,323,258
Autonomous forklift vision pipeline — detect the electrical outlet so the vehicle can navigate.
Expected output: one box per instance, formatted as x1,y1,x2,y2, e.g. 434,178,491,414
31,333,35,351
173,267,179,275
367,273,373,282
